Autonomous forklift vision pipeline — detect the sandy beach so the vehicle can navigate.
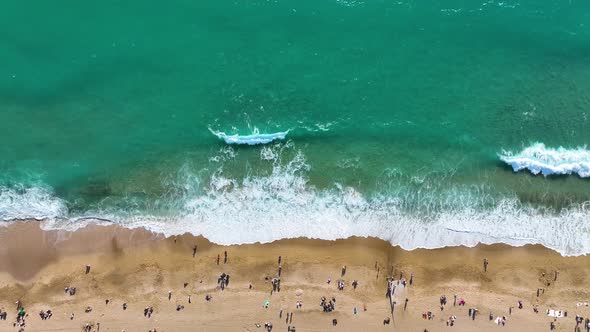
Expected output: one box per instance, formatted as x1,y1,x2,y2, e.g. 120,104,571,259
0,221,589,332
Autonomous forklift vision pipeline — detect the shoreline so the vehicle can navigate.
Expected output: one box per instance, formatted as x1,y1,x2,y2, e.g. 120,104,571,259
0,219,573,282
1,221,589,331
8,214,589,257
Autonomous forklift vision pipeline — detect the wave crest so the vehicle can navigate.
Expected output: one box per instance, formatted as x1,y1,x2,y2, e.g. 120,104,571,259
500,143,590,177
209,128,289,145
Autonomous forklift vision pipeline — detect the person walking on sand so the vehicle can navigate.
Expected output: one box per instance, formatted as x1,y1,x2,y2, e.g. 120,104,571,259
86,264,91,274
278,256,282,265
168,291,172,301
217,254,220,265
224,251,228,264
192,245,197,257
483,258,488,272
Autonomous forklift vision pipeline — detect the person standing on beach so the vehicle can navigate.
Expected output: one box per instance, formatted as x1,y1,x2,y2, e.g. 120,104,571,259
483,258,488,272
168,291,172,301
224,251,228,264
192,245,197,257
85,265,91,274
278,256,282,265
216,254,220,265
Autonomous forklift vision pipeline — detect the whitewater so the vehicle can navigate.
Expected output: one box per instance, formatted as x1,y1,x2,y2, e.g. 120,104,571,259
209,128,289,145
500,143,590,178
3,142,590,256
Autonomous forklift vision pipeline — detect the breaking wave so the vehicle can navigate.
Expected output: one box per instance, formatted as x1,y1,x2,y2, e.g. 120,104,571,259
500,143,590,177
3,143,590,256
209,128,289,145
0,185,68,221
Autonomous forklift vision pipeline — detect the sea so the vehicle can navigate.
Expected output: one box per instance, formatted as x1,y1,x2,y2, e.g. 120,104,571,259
1,0,590,255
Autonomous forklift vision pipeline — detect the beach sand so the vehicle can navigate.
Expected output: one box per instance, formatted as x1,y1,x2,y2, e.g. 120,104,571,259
0,221,589,331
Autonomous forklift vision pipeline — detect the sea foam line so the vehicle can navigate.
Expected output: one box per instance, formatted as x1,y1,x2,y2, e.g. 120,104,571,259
4,144,590,256
500,142,590,177
7,181,590,257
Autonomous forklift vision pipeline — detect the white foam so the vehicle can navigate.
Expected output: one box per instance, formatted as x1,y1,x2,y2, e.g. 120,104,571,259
91,185,590,256
500,143,590,177
38,143,590,256
209,128,289,145
0,185,68,221
9,143,590,256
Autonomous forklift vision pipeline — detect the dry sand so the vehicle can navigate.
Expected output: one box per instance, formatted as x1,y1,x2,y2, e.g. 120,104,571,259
0,221,589,331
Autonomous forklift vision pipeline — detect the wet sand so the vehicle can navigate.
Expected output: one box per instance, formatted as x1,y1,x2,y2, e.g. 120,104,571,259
0,221,589,331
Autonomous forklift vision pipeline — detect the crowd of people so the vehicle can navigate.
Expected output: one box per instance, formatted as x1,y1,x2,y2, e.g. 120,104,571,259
320,296,336,312
217,273,230,291
143,307,154,318
64,286,77,296
38,309,52,320
2,245,588,332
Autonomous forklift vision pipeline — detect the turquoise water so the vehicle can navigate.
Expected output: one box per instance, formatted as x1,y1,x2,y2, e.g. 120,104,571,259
1,0,590,254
